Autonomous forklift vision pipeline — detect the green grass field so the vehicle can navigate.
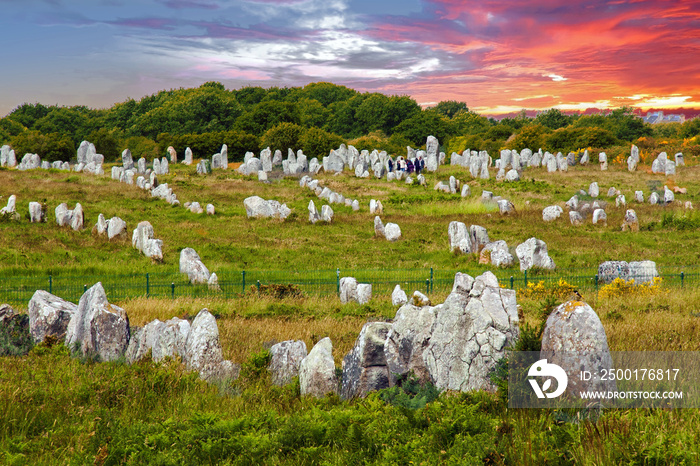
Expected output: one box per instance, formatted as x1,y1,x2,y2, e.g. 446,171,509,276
1,157,700,464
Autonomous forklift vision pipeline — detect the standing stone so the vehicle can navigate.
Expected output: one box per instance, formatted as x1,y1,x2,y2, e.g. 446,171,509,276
540,301,615,395
220,144,228,168
598,261,630,283
341,322,392,399
308,200,321,224
635,191,644,203
107,217,127,240
299,337,338,397
55,203,71,227
649,192,660,205
622,209,639,232
340,277,358,304
184,309,238,382
616,194,626,207
137,157,146,174
580,150,589,165
183,147,193,165
505,169,520,182
663,186,674,204
627,156,637,172
665,160,676,176
28,290,78,343
516,237,556,271
592,209,607,225
384,223,402,242
424,272,519,392
132,221,163,261
391,285,408,306
599,152,608,170
65,282,130,362
675,153,685,167
167,146,177,163
95,213,108,235
384,302,437,385
542,205,563,222
321,205,334,223
179,248,211,284
269,340,308,386
70,203,84,231
588,182,599,198
461,185,471,197
205,203,215,216
569,211,584,226
449,221,470,254
629,261,659,284
425,135,439,172
356,284,372,304
28,202,46,223
77,141,90,164
497,199,515,214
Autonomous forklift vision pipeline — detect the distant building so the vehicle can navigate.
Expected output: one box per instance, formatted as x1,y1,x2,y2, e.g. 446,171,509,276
643,111,686,124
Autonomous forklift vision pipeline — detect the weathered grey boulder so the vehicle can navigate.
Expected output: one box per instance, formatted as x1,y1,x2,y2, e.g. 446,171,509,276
374,216,385,238
497,199,515,214
461,185,471,197
384,223,401,242
106,217,126,240
516,237,555,271
132,221,163,261
622,209,639,232
479,240,514,268
70,203,84,231
55,203,71,226
150,318,189,362
505,169,520,182
424,272,519,392
356,284,372,304
189,202,204,214
269,340,308,386
308,200,321,224
95,213,108,235
629,260,659,283
0,195,17,216
196,159,211,174
649,192,660,205
341,322,392,399
598,261,630,283
243,196,291,220
616,194,626,207
324,153,345,173
179,248,211,284
28,202,46,223
65,283,130,361
391,284,407,306
592,209,607,225
599,152,608,170
299,337,338,397
321,205,334,223
675,152,685,167
384,302,437,385
565,195,579,211
542,205,563,222
635,191,644,203
663,186,674,204
183,147,193,165
339,277,358,304
28,290,77,343
569,211,584,226
540,301,615,395
369,199,383,215
589,182,599,198
184,309,239,382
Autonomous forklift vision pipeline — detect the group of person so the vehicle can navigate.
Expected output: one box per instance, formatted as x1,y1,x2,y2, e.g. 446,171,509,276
388,156,424,175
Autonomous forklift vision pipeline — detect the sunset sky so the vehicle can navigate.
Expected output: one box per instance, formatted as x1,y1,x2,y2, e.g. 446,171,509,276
2,0,699,116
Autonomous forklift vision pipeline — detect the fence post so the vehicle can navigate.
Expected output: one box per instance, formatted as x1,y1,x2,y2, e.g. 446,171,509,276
49,275,52,294
171,282,175,299
336,268,340,296
681,272,685,288
510,276,514,289
430,267,434,293
595,274,599,291
524,270,528,288
257,280,261,292
241,270,246,295
425,278,430,295
146,273,150,297
83,284,87,293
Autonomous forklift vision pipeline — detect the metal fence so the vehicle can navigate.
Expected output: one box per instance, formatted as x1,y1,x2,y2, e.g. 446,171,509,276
1,265,698,305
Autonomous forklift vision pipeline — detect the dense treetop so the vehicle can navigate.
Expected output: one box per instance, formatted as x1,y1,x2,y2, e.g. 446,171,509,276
1,81,698,163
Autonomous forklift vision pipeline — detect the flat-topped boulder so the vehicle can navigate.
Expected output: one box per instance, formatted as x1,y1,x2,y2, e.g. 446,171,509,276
516,237,555,271
243,196,291,220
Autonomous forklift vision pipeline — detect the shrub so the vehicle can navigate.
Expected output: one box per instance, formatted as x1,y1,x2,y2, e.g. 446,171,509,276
598,277,664,299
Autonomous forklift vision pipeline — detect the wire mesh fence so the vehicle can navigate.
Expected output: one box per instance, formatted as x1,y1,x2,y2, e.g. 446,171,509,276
0,265,698,305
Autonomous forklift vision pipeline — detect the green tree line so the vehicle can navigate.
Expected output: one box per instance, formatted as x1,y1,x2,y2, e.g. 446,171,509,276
2,81,699,163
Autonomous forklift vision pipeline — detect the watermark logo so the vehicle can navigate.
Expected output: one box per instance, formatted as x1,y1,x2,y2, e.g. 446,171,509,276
528,359,568,399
